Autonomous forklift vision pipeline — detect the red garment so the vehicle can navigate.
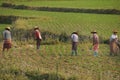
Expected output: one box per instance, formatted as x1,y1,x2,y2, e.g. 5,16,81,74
92,33,99,52
34,30,42,39
3,40,12,49
93,44,99,52
35,30,39,38
93,34,99,45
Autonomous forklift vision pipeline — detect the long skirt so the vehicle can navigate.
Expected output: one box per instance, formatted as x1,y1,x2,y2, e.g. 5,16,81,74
93,44,99,52
110,41,119,55
3,40,12,49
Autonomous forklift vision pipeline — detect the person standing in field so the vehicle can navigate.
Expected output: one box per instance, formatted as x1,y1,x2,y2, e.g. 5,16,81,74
34,26,42,50
91,30,99,57
109,30,119,56
2,27,12,52
71,31,79,56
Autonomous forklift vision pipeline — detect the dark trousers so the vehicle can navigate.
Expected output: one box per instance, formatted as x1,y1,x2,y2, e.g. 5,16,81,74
71,42,78,55
36,39,41,49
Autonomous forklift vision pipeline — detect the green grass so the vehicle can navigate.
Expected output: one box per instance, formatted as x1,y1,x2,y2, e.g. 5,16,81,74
1,7,120,39
0,0,120,10
0,0,120,40
0,43,120,80
0,24,11,31
0,7,43,17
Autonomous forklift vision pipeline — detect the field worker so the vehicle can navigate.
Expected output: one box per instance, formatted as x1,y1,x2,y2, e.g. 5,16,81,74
34,26,42,49
2,27,12,51
71,31,79,56
109,30,119,56
91,30,99,56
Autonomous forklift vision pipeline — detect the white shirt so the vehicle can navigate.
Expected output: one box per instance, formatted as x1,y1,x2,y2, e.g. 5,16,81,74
71,34,79,42
110,34,118,42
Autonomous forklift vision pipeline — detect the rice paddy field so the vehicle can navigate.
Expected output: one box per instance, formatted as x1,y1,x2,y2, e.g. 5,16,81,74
0,7,120,39
0,0,120,80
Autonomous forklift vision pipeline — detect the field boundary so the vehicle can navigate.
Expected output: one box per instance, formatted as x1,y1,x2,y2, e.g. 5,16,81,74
0,15,36,24
1,3,120,15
